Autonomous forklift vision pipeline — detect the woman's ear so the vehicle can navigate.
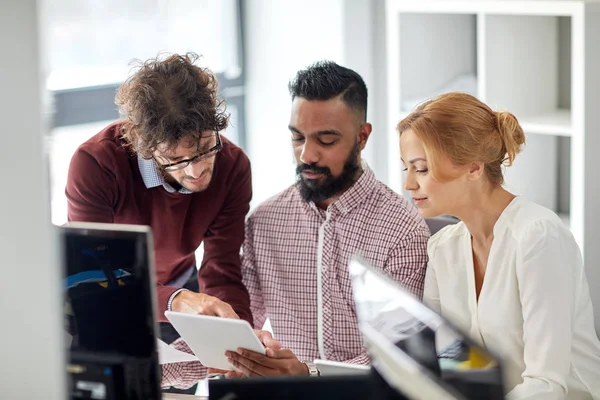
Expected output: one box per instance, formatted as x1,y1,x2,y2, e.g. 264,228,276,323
467,162,485,181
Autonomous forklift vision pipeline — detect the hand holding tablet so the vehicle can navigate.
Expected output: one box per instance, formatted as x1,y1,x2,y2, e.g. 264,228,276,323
165,311,267,371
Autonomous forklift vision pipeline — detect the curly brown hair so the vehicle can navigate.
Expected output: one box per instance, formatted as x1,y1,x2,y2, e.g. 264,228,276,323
115,52,229,158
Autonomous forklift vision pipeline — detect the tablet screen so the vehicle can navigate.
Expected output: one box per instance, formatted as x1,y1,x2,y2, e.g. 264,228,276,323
165,311,265,371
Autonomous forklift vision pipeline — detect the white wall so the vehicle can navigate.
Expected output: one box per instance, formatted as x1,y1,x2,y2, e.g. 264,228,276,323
244,0,390,206
340,0,388,181
0,1,65,398
341,0,376,146
244,0,380,206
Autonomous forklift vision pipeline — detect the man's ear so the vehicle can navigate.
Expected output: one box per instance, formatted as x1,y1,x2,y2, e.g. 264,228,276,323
467,162,485,181
358,123,372,151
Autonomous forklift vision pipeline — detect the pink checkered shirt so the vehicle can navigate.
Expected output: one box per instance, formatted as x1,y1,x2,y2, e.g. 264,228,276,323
243,166,429,365
160,339,205,389
159,167,430,389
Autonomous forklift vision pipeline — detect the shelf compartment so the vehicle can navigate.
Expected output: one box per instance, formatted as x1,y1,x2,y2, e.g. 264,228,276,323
503,133,558,212
482,14,570,121
398,13,477,112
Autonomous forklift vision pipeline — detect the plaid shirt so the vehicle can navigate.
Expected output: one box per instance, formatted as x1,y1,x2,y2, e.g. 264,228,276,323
243,166,429,365
159,167,429,388
160,339,205,389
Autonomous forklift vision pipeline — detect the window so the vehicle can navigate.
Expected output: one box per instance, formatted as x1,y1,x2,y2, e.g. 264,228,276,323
43,0,242,90
41,0,246,225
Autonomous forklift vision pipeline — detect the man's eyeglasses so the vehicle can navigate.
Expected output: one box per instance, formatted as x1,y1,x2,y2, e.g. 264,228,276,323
157,133,222,172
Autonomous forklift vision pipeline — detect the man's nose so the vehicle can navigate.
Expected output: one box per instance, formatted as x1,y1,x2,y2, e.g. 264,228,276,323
299,141,319,165
184,160,203,178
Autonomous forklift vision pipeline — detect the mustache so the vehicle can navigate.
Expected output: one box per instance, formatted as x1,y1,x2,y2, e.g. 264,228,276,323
296,163,332,177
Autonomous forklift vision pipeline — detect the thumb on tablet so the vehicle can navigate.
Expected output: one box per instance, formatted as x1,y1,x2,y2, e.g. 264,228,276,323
255,330,282,350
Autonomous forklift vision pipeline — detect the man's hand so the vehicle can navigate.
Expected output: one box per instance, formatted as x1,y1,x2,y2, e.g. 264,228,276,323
208,330,282,378
171,290,239,319
254,329,281,351
225,347,309,377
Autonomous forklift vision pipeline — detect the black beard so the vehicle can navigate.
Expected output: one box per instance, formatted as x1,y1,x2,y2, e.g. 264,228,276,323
296,143,360,203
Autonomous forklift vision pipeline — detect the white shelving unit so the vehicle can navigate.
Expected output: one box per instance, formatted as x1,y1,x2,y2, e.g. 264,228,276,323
385,0,600,333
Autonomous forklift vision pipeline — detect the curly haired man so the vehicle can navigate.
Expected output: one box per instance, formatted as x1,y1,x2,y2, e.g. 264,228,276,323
65,53,257,348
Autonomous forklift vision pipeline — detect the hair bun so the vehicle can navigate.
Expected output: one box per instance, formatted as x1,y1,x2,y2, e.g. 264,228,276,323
496,110,525,166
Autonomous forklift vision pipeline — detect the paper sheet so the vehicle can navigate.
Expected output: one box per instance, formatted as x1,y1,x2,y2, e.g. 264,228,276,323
157,339,198,364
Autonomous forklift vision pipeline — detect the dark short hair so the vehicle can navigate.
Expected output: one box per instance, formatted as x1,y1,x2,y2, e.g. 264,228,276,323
116,52,228,158
288,61,368,122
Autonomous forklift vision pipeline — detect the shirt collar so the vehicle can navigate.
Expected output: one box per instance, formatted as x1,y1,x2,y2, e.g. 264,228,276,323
137,155,193,194
301,161,378,217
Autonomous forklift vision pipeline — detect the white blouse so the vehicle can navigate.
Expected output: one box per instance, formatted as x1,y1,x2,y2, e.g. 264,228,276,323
424,196,600,400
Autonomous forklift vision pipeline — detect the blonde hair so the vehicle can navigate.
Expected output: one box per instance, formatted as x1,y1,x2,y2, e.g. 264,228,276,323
398,92,525,184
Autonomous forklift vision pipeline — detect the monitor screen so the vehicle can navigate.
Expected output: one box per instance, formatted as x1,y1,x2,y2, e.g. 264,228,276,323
350,256,504,400
60,222,161,399
360,323,462,400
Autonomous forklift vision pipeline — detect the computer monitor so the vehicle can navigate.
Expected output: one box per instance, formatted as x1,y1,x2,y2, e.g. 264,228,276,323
360,323,461,400
350,256,505,400
60,222,161,400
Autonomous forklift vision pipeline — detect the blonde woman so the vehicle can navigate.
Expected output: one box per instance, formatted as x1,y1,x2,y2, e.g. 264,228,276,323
399,92,600,399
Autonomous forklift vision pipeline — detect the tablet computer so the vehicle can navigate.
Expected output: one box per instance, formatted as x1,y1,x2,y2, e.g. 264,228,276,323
313,359,370,376
164,311,265,371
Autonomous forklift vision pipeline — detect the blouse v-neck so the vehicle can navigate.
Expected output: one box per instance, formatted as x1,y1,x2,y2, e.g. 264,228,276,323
464,196,520,311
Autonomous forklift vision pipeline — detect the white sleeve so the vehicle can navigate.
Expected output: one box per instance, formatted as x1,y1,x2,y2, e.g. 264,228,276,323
423,235,441,314
507,220,577,400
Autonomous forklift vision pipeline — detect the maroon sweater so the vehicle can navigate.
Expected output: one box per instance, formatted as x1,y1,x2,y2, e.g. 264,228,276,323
66,122,253,324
